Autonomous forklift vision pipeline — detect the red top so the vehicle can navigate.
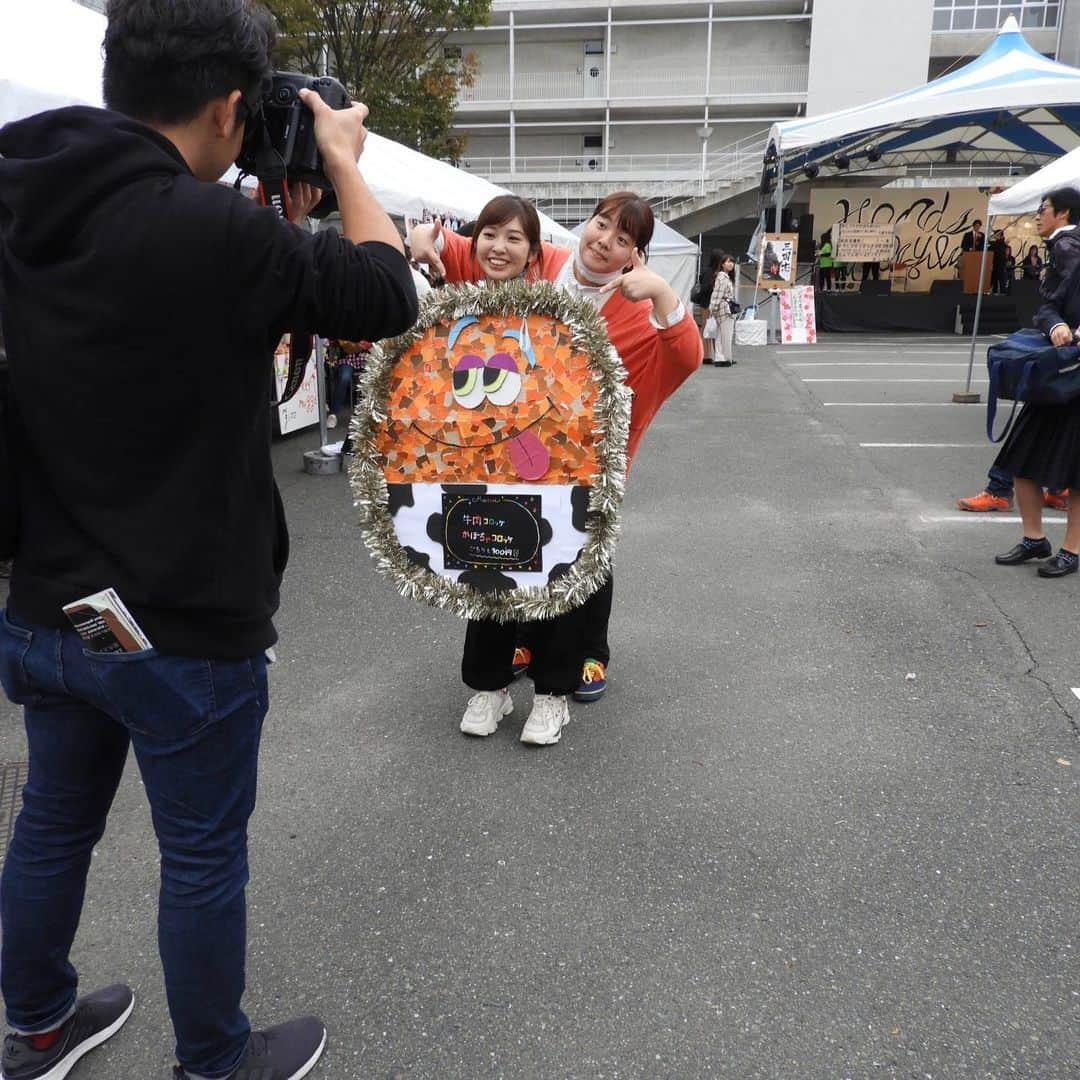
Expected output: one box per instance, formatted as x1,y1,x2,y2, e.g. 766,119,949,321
439,230,703,461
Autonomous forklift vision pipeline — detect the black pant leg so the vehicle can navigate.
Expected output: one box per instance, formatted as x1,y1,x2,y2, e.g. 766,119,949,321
529,574,614,695
462,618,518,691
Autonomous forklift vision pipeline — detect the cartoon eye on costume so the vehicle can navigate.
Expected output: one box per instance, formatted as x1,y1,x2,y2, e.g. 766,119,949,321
483,352,523,406
452,354,487,408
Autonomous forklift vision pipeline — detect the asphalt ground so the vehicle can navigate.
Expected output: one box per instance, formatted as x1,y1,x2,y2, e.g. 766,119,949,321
0,331,1077,1079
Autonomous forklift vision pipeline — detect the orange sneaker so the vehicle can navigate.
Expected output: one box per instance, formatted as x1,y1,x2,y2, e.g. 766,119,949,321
956,490,1012,512
511,646,531,679
1043,489,1070,511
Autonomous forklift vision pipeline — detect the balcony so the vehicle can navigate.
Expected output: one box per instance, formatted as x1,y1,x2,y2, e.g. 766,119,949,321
457,62,809,106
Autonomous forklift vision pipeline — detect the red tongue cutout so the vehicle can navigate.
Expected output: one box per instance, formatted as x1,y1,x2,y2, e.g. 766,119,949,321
508,429,550,480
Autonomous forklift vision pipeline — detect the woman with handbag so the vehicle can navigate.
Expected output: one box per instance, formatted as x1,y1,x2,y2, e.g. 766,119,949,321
693,251,719,362
993,186,1080,577
708,252,738,367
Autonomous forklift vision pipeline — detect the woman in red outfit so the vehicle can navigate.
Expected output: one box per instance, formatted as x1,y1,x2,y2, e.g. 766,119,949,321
410,192,702,746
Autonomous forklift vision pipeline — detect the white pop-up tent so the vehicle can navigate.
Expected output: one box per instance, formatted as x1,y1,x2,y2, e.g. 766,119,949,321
766,17,1080,180
0,0,575,246
0,0,106,120
988,146,1080,216
570,217,697,302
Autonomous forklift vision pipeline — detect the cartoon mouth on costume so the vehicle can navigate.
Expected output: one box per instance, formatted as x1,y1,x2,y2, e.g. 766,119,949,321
410,399,558,481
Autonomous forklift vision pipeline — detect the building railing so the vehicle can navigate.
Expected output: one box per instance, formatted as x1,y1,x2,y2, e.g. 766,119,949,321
462,127,771,189
458,63,808,104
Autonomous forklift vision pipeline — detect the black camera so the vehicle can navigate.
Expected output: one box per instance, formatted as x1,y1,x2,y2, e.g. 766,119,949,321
236,72,350,191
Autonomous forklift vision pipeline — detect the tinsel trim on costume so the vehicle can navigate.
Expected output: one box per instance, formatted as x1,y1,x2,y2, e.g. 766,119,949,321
349,279,632,622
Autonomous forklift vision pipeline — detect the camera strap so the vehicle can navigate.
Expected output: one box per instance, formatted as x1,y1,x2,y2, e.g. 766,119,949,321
251,146,310,405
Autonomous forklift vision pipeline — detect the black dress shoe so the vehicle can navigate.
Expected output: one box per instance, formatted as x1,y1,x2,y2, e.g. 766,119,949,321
995,538,1052,565
1037,550,1079,577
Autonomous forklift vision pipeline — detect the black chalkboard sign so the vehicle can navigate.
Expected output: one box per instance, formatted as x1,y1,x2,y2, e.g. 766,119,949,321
443,493,543,572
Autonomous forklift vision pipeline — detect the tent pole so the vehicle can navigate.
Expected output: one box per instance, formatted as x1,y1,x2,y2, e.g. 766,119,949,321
954,198,991,404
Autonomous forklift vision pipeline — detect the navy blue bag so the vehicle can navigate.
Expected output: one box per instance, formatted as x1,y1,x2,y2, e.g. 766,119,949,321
985,328,1080,443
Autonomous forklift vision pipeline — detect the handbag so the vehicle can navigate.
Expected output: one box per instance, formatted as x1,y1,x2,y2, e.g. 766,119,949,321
986,328,1080,442
702,316,718,340
728,300,741,316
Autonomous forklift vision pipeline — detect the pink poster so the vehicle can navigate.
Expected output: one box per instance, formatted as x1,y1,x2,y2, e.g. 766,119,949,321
779,286,817,345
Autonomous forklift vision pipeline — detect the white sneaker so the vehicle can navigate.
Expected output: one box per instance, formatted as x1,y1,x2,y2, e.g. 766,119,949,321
460,688,513,736
519,694,570,746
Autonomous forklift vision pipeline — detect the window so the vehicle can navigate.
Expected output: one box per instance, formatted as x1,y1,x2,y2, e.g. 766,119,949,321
930,0,1059,31
443,45,462,61
584,40,605,55
583,134,603,149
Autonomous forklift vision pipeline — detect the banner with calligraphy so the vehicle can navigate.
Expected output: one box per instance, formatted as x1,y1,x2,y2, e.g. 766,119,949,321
810,186,986,292
778,286,817,345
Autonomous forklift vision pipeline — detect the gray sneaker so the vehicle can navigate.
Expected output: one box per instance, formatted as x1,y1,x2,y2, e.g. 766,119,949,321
174,1017,326,1080
1,984,134,1080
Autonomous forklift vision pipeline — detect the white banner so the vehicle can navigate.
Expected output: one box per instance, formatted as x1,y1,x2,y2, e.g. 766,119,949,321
779,287,817,345
833,222,895,263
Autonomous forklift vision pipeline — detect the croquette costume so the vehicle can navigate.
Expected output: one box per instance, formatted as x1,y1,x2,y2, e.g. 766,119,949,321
351,280,632,621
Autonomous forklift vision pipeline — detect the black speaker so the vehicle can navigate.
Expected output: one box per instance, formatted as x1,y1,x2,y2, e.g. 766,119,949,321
929,279,963,296
860,280,891,296
797,212,815,263
763,207,795,233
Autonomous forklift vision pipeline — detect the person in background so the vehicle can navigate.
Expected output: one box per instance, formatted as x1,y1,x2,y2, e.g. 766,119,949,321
693,250,720,362
1022,243,1044,281
0,2,418,1078
708,251,737,367
961,218,986,252
817,231,834,291
991,186,1080,577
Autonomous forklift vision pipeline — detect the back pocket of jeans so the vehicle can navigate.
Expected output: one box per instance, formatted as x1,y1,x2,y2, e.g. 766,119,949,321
83,649,216,741
0,611,36,705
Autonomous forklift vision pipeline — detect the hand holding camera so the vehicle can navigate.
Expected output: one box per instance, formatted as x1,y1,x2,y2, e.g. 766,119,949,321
298,89,369,182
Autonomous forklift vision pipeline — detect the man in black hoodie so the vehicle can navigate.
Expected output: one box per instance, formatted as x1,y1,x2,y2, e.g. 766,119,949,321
0,2,417,1078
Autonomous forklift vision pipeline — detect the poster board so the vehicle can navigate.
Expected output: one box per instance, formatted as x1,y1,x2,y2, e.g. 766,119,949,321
757,233,799,288
778,287,817,345
833,222,895,263
273,337,319,434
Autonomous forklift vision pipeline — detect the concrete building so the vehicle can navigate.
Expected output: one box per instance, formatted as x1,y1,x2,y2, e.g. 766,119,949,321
445,0,1072,229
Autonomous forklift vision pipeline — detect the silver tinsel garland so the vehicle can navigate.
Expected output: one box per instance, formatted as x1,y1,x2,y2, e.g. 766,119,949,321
349,279,632,622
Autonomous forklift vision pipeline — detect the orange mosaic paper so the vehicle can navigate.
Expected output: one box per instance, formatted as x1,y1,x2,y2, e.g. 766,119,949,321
377,314,599,485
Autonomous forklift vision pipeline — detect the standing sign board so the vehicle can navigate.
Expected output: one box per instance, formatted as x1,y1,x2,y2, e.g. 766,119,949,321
778,287,817,345
273,337,320,434
833,222,895,263
757,233,799,288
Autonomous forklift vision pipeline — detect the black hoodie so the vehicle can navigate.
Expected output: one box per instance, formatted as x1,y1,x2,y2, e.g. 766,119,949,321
0,107,417,658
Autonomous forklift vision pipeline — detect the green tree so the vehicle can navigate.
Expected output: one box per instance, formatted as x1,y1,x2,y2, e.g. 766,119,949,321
265,0,490,162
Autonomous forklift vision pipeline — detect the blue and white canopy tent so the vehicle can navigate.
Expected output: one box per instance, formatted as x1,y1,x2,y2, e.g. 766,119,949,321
763,16,1080,203
759,15,1080,399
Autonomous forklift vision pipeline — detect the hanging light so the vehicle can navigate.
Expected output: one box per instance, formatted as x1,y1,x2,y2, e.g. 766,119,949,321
832,153,850,170
866,144,882,162
804,161,820,179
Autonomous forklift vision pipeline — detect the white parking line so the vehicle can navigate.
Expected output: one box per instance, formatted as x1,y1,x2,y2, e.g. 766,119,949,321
860,442,985,448
822,402,972,406
804,378,987,383
786,362,974,367
921,514,1068,524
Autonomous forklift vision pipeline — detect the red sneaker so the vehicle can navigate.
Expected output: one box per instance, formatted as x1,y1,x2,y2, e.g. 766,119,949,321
1043,489,1070,511
956,491,1012,512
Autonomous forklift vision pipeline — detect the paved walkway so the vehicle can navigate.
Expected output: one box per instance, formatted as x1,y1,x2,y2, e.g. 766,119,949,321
1,333,1076,1078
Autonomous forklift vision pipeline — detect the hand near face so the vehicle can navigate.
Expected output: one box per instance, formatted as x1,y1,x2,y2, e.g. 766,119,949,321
598,249,680,320
408,219,447,280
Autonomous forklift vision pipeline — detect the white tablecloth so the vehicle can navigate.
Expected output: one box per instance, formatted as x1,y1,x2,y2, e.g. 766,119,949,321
735,319,768,346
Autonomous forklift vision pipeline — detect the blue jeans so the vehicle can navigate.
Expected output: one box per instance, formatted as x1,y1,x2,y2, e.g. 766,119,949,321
987,466,1014,498
0,611,267,1079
